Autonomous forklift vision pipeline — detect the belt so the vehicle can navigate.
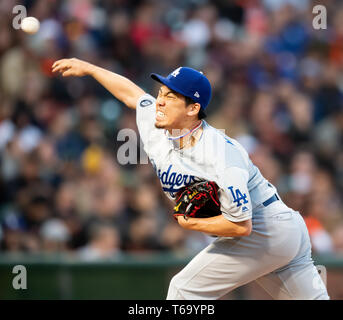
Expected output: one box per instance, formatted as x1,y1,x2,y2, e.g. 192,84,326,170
262,194,279,207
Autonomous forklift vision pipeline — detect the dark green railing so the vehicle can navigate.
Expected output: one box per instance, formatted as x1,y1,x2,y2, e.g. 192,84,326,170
0,252,190,299
0,253,342,299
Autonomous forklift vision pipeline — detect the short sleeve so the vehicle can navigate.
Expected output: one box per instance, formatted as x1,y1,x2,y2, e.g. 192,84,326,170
217,167,252,222
136,93,163,154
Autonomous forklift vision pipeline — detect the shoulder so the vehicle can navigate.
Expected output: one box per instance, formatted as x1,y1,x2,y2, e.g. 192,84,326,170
136,93,156,109
202,122,250,171
136,93,156,126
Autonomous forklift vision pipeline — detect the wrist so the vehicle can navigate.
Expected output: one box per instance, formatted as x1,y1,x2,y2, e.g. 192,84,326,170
177,216,196,229
86,63,97,77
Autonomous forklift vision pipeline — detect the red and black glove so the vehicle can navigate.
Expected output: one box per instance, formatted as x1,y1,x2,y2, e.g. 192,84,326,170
173,181,221,220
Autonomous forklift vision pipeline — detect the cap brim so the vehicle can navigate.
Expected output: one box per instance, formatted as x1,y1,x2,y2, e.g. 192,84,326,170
150,73,189,98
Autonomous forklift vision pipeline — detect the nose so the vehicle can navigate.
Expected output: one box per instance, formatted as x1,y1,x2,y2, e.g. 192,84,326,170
156,96,166,107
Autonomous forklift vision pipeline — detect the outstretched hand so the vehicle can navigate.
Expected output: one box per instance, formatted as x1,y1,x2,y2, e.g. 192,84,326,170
52,58,93,77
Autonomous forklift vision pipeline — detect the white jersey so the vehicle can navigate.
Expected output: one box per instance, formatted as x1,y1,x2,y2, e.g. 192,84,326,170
136,94,278,222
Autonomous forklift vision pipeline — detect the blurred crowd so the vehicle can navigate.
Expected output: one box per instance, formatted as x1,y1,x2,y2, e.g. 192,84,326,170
0,0,342,260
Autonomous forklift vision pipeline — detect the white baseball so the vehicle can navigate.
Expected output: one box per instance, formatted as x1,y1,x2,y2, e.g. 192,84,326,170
21,17,40,34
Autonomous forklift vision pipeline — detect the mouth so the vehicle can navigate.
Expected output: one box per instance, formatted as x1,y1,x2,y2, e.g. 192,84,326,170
156,110,165,121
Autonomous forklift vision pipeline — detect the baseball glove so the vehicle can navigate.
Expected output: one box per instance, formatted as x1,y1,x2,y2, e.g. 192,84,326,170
173,181,222,220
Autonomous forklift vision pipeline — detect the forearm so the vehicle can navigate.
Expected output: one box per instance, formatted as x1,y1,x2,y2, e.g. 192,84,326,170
52,58,145,109
177,214,252,237
88,65,145,109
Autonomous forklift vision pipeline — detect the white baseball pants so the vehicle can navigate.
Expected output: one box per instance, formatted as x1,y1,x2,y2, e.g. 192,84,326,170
167,201,330,300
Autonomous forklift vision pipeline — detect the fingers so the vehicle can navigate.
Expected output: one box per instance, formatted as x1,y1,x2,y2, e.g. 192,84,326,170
52,59,71,74
53,66,69,75
52,59,63,69
52,58,84,77
52,64,67,73
52,59,64,70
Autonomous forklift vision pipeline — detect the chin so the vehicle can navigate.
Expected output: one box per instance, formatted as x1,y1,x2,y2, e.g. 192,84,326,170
155,121,166,129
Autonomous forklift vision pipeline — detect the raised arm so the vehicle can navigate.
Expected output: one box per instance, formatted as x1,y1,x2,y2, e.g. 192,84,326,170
52,58,145,109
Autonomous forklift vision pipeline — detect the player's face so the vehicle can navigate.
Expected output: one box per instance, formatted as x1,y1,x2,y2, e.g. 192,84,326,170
155,85,192,131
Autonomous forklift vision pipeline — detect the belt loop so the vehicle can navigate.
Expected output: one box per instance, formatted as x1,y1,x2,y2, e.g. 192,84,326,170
262,194,279,207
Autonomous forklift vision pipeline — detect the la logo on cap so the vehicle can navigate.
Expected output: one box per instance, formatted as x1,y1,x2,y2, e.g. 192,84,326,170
171,67,181,77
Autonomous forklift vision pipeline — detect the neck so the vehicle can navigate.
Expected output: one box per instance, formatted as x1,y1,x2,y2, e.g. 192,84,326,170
166,120,202,137
167,120,203,149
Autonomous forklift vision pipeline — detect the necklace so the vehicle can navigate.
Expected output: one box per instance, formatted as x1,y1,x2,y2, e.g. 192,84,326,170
165,121,202,141
166,121,203,150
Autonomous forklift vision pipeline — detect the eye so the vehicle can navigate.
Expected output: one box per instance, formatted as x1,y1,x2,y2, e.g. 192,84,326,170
167,94,176,99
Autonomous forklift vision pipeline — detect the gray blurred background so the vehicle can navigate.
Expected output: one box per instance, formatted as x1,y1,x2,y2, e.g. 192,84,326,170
0,0,342,299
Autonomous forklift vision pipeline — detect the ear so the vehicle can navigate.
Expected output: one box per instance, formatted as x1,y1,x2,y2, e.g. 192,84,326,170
186,103,201,117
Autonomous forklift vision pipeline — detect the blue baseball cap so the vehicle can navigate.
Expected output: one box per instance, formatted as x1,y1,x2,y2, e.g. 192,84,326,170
150,67,212,110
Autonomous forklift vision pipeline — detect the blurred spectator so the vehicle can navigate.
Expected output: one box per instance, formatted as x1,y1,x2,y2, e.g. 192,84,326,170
77,223,121,261
124,214,165,252
331,223,343,255
0,211,26,252
40,218,70,252
160,221,187,254
0,0,342,258
303,215,334,254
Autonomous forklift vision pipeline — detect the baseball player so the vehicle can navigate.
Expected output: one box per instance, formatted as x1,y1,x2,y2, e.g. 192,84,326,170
52,59,329,300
